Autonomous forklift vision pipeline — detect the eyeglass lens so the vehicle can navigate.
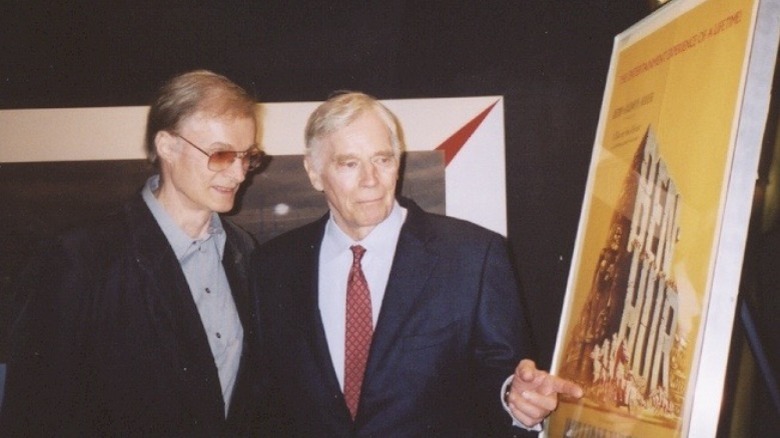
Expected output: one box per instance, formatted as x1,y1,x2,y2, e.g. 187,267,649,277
208,149,264,172
175,133,264,172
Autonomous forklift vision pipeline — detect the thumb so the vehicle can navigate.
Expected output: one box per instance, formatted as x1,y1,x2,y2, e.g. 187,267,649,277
515,359,539,383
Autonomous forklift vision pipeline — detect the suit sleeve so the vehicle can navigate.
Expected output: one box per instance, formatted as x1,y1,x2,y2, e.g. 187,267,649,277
473,233,538,437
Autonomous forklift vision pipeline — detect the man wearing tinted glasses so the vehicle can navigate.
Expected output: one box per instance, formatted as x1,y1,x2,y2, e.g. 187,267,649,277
0,70,263,436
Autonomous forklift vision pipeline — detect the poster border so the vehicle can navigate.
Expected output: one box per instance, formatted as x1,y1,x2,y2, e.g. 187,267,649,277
686,0,780,434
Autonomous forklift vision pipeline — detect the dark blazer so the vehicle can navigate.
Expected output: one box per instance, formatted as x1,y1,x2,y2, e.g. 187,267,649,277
0,194,258,437
253,199,533,437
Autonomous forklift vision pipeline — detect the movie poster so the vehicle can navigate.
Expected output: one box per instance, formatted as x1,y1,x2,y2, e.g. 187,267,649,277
547,0,772,436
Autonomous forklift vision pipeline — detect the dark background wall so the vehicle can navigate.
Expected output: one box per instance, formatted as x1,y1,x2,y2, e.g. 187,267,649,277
0,1,653,367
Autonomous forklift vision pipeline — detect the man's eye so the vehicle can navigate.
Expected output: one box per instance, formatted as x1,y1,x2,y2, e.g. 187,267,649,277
339,161,358,168
375,156,394,166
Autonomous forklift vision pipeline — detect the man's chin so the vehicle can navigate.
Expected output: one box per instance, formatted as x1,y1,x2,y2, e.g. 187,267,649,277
358,211,391,227
211,201,236,214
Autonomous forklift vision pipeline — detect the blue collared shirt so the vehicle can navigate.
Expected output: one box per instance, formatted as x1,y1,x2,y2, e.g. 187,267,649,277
142,175,243,417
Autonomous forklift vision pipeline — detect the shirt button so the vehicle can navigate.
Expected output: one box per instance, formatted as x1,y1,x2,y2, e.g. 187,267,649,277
216,332,222,339
205,287,211,294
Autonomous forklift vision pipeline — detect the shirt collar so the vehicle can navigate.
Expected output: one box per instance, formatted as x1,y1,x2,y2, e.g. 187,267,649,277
141,175,226,260
321,200,406,262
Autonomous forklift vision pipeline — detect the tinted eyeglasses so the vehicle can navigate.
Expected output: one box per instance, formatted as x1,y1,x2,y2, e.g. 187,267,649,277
175,133,265,172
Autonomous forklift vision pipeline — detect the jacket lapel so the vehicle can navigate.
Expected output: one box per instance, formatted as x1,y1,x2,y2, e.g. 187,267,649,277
126,197,226,423
221,223,253,423
362,202,439,397
303,218,347,398
303,206,441,422
289,217,357,423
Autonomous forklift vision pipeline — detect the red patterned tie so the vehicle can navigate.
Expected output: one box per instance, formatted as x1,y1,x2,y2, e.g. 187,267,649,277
344,245,373,420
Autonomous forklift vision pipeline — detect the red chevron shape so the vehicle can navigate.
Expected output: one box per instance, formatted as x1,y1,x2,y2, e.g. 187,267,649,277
435,99,499,166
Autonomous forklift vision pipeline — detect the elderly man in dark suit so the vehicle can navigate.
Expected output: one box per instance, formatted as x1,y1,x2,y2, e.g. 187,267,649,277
252,92,581,436
0,70,265,436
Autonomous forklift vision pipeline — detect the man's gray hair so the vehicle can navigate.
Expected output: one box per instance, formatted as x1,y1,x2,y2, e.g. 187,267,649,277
304,91,403,170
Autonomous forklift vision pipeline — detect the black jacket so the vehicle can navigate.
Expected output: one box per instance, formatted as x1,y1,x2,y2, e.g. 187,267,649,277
252,199,533,437
0,194,258,437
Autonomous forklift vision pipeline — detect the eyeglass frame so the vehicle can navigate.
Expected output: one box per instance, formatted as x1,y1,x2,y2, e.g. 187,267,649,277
173,133,265,172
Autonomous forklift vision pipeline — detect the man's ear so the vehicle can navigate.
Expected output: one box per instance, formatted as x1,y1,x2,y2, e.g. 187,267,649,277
155,131,178,165
303,156,324,191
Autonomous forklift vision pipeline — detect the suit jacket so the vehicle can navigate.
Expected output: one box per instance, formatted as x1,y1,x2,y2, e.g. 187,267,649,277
252,199,534,437
0,194,258,437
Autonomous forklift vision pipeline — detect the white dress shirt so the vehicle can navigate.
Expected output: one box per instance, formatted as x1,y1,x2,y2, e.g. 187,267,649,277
318,201,406,389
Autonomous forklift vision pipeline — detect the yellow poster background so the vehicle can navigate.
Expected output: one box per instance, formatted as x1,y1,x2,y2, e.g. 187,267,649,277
549,0,757,436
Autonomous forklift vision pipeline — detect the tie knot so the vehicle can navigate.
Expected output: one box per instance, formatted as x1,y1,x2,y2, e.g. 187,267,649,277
350,245,366,263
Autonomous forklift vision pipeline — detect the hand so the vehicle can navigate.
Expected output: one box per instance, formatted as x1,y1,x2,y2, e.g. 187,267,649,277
505,359,583,428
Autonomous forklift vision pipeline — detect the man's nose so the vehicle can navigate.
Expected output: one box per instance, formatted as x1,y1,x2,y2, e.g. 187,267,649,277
360,162,379,185
225,156,247,182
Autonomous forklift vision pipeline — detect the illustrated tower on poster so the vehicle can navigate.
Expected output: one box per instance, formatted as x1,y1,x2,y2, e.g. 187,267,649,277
562,127,686,416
